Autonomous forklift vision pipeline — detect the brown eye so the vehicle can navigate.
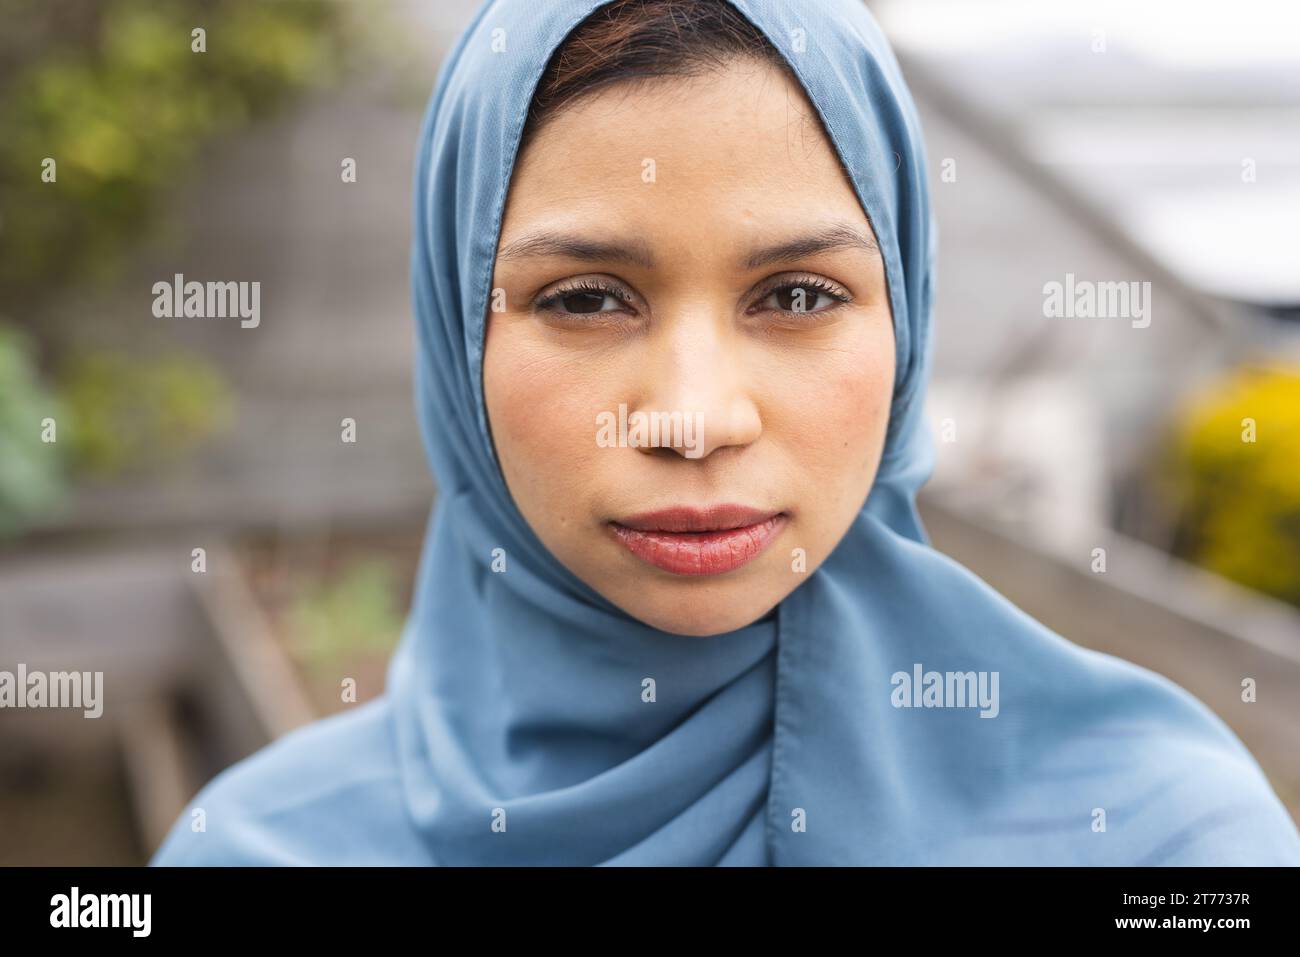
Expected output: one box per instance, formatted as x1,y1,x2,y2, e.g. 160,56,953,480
776,284,827,312
535,279,635,318
753,277,851,316
558,290,613,313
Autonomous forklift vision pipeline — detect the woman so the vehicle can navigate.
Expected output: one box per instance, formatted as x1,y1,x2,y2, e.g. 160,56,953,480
151,0,1300,865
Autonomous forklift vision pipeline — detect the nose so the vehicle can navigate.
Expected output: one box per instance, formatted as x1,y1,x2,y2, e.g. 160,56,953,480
626,313,762,460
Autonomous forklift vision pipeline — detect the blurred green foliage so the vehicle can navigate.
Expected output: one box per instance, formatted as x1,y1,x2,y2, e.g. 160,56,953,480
0,0,345,533
288,558,405,673
1165,365,1300,606
56,348,235,476
0,324,67,535
0,0,343,300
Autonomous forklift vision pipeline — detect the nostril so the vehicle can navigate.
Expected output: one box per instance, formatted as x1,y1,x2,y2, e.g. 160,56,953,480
599,404,711,458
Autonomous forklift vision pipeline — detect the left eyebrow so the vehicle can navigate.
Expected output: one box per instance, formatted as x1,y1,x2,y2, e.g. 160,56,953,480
495,221,879,271
742,222,879,270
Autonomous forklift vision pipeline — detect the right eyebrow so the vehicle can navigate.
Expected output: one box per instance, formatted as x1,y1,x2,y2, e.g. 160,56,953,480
496,231,656,269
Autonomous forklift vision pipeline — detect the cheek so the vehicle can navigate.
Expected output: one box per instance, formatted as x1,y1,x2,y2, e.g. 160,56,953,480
777,327,895,499
483,323,608,506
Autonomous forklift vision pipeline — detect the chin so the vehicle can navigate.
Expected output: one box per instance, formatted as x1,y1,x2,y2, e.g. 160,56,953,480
619,590,780,638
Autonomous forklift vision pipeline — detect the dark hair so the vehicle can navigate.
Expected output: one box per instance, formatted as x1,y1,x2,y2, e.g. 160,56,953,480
521,0,789,148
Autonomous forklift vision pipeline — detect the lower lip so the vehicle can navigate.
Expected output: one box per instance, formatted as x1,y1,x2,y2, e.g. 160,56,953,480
609,514,788,576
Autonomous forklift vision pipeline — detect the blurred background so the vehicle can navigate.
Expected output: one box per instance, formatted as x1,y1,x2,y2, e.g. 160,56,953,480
1,0,1297,864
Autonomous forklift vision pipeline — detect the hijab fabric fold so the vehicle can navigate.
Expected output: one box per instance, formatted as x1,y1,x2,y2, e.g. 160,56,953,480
152,0,1300,866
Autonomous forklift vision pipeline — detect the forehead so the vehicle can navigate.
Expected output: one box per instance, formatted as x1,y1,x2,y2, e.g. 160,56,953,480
500,58,869,239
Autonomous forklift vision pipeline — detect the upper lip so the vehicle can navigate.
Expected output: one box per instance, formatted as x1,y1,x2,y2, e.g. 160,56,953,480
613,504,783,533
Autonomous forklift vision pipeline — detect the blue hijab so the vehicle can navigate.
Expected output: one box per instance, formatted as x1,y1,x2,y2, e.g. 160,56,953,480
151,0,1300,866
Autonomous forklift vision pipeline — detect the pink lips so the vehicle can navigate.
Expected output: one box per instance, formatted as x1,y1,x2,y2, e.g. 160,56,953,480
609,504,788,576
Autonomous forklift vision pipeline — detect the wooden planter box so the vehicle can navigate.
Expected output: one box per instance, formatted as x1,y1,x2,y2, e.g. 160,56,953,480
0,540,313,864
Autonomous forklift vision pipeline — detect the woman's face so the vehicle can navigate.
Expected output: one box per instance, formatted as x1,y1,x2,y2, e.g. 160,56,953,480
484,57,895,637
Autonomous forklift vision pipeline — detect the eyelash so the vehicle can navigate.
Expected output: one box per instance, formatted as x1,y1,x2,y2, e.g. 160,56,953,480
533,278,636,316
531,274,852,321
750,276,853,317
